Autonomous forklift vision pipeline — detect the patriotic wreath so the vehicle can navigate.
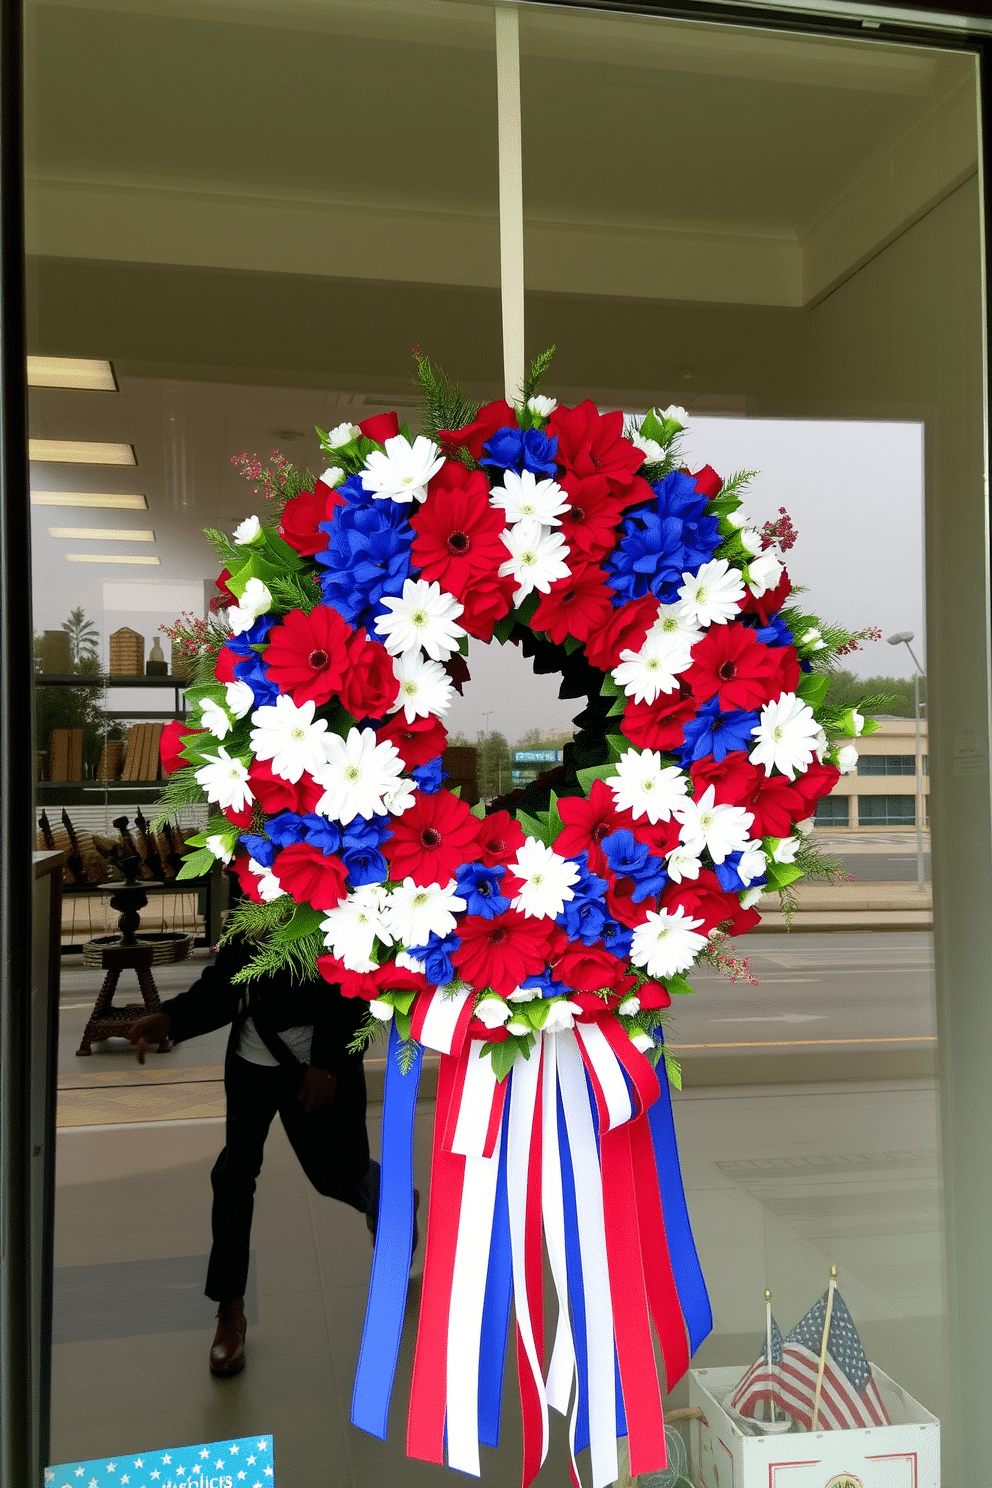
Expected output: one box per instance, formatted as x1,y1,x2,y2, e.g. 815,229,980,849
158,351,875,1484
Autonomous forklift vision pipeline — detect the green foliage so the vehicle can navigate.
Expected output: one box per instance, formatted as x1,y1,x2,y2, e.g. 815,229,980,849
151,767,206,829
826,669,920,718
203,528,242,566
267,570,323,614
413,348,479,442
715,469,756,502
222,896,296,943
230,928,322,985
61,606,100,666
521,345,556,402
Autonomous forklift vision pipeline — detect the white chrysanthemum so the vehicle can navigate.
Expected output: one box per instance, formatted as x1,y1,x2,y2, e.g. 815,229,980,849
385,878,466,949
225,679,255,719
325,422,361,449
737,841,768,886
611,748,689,824
199,696,232,739
746,551,784,598
388,650,454,722
360,433,443,503
676,558,746,627
313,727,405,825
665,847,702,884
511,838,580,920
526,394,557,418
248,859,287,903
369,999,394,1022
319,465,344,487
739,528,763,556
194,747,253,812
499,519,571,603
508,985,540,1003
772,835,801,864
491,469,569,527
374,578,465,661
544,999,582,1032
650,602,705,648
227,576,273,635
675,784,754,864
320,884,391,973
233,515,261,546
475,997,512,1029
837,744,859,774
612,628,693,704
630,430,665,463
383,776,418,816
250,694,329,784
630,1030,656,1054
618,994,640,1016
395,949,426,974
750,693,823,781
660,404,689,428
630,905,708,979
204,834,234,865
740,886,764,909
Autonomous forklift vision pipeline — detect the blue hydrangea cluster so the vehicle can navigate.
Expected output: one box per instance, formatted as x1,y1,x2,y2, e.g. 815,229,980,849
315,476,414,629
604,470,721,606
480,426,558,477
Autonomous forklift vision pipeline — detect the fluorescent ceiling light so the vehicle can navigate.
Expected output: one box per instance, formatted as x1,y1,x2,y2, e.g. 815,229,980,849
65,554,160,566
31,491,148,510
29,439,136,465
48,526,155,542
27,356,117,392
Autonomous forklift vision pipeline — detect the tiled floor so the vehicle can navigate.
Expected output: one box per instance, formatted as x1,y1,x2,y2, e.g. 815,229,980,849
50,948,948,1486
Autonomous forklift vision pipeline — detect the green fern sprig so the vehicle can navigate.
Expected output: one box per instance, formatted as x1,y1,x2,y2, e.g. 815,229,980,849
203,528,241,565
220,896,296,945
230,928,323,985
267,571,322,614
413,347,479,440
151,767,206,829
521,345,556,402
716,469,757,500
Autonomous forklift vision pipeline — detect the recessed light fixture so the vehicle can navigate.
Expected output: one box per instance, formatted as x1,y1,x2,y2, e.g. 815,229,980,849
31,491,148,510
27,356,117,392
65,553,160,565
29,439,136,466
48,526,155,542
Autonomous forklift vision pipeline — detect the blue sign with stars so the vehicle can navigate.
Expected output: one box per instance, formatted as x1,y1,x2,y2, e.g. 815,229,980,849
46,1435,274,1488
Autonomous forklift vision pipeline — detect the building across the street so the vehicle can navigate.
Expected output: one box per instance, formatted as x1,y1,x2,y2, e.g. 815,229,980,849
817,717,928,829
511,748,564,788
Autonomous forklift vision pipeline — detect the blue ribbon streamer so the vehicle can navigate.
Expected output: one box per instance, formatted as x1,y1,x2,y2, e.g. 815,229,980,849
351,1024,423,1438
648,1039,712,1354
558,1090,590,1456
477,1094,513,1449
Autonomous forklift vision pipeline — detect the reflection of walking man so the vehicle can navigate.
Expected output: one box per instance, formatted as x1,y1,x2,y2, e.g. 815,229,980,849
130,935,379,1376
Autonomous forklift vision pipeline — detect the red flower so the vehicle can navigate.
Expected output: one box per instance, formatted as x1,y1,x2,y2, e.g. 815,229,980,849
739,569,792,624
637,981,672,1011
383,789,479,886
338,630,399,718
160,720,204,776
224,801,255,830
359,412,400,444
457,576,515,642
263,607,352,706
215,646,239,684
468,1018,510,1042
411,465,508,598
614,474,658,512
316,956,428,1002
584,594,658,672
279,479,343,556
376,714,449,769
554,780,633,875
272,843,348,911
530,564,616,646
628,814,681,857
554,942,630,993
211,568,238,613
452,909,557,999
691,751,759,809
439,400,517,462
476,810,526,868
742,766,804,838
607,879,656,928
229,853,264,903
621,686,696,752
686,622,789,712
558,474,626,563
692,465,723,499
547,402,644,488
248,758,323,815
662,871,758,937
790,759,841,817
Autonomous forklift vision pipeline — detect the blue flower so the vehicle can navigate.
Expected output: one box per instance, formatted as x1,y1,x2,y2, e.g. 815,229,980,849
604,470,721,606
225,613,277,656
315,500,414,628
409,931,460,986
517,968,568,1000
679,698,761,765
744,612,794,649
233,652,280,708
411,756,448,795
454,861,510,919
239,833,277,868
342,844,389,886
340,814,392,850
600,915,634,958
555,857,610,944
713,851,767,894
601,829,668,903
480,425,559,477
301,815,342,856
267,811,308,848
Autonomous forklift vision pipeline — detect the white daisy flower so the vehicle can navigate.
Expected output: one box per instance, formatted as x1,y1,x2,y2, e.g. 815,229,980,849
739,528,763,556
388,651,454,722
199,696,232,740
225,679,256,719
737,840,768,886
746,551,784,598
382,776,418,816
675,784,754,864
248,859,288,903
313,727,405,825
650,602,705,648
395,949,426,974
204,834,234,865
772,835,801,864
750,693,823,781
612,628,693,705
476,997,513,1029
325,422,361,449
320,884,391,973
630,905,708,979
359,433,444,504
837,744,859,774
250,694,329,784
511,838,581,920
526,394,557,418
611,748,689,824
385,878,466,950
630,430,665,463
676,558,746,628
665,847,703,884
498,518,571,602
194,747,253,812
491,469,569,527
544,999,582,1032
374,578,465,661
233,514,262,546
369,999,394,1022
630,1030,656,1054
227,576,273,635
319,465,344,487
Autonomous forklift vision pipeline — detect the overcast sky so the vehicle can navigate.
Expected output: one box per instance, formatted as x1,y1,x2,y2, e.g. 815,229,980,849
444,417,925,744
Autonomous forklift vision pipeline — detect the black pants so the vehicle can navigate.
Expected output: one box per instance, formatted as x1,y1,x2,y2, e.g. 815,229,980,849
205,1052,377,1302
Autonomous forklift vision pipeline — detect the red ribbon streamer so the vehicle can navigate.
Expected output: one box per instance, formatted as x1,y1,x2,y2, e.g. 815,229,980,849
518,1047,547,1488
628,1111,690,1391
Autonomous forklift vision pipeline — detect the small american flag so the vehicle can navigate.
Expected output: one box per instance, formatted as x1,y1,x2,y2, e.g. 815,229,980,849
730,1313,784,1419
732,1289,890,1430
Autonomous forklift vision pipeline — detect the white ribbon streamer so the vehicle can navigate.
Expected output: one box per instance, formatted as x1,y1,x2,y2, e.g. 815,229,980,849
541,1034,576,1414
445,1127,502,1477
417,985,472,1055
506,1046,550,1470
574,1021,635,1130
450,1038,500,1158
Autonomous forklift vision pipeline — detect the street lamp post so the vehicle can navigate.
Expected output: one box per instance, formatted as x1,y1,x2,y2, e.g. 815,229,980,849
886,631,926,892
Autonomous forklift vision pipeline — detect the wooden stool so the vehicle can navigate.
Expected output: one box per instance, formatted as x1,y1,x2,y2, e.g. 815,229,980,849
76,882,173,1056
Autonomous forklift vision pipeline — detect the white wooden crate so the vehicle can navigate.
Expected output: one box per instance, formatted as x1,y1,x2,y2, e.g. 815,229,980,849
687,1365,939,1488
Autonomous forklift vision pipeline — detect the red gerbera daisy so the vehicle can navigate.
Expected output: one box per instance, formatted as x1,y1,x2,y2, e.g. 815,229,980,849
383,789,480,886
584,593,659,672
530,563,616,646
558,474,626,563
554,780,634,875
662,871,759,937
375,713,449,769
690,751,759,810
410,465,509,598
263,606,351,706
745,766,806,838
547,401,644,488
272,843,348,911
475,809,526,868
452,909,558,999
685,622,788,712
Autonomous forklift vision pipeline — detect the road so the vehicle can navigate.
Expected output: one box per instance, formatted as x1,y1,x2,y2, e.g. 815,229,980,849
834,853,930,882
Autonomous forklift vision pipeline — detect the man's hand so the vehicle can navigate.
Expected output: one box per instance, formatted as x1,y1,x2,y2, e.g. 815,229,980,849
297,1065,338,1113
128,1012,172,1064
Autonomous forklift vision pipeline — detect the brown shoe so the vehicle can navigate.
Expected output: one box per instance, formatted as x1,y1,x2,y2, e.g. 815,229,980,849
209,1296,246,1377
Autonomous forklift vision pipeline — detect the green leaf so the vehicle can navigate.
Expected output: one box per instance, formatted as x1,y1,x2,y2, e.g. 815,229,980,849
577,762,618,793
225,551,286,600
638,407,667,444
605,733,626,762
663,1049,683,1091
598,673,620,698
515,592,540,626
515,808,547,844
607,694,627,718
521,345,556,402
665,973,695,997
470,801,487,820
491,614,515,645
390,990,418,1016
394,1009,413,1043
280,903,325,942
796,672,830,708
765,860,804,890
562,635,582,655
176,846,216,880
544,791,564,844
484,1038,520,1083
259,528,303,570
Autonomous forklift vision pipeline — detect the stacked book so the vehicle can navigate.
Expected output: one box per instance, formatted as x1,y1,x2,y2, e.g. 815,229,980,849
122,722,166,781
48,728,84,781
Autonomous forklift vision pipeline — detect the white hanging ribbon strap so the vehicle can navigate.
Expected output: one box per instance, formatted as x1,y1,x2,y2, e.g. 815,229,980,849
495,3,525,403
445,1127,503,1477
506,1043,551,1469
